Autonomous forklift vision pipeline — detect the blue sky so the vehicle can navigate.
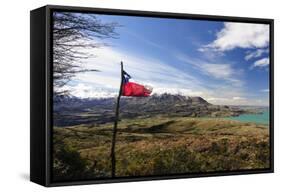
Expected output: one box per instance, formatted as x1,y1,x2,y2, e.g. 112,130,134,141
58,13,270,106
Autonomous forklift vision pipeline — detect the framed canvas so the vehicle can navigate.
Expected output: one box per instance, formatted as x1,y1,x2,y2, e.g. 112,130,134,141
30,5,274,187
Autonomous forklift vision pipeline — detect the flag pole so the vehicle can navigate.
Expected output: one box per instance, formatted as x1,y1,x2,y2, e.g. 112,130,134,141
111,61,123,178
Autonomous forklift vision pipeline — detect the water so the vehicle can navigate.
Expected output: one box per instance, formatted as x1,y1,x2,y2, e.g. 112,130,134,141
226,109,269,125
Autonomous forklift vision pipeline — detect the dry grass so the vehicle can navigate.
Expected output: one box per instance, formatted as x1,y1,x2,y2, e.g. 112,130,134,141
53,116,270,181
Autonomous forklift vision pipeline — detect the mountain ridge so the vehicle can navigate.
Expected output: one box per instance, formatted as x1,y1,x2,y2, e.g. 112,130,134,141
53,93,253,127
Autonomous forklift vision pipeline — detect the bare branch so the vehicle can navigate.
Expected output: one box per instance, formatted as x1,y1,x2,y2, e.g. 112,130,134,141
53,12,119,95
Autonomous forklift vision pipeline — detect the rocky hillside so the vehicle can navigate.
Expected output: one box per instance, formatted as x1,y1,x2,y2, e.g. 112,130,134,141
119,93,243,118
53,93,248,126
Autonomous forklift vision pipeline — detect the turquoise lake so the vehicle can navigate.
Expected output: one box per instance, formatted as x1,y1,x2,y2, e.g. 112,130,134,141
226,109,269,125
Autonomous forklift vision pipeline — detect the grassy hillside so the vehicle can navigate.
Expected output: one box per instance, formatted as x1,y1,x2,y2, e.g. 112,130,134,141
53,116,270,181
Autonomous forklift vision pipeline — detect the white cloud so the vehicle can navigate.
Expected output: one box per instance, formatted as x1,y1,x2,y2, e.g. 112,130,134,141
175,53,243,86
252,57,269,68
201,64,234,79
64,46,208,99
152,87,203,96
245,48,269,61
58,45,268,106
202,22,269,52
172,53,266,105
232,96,245,100
207,96,267,106
260,89,269,93
57,83,118,98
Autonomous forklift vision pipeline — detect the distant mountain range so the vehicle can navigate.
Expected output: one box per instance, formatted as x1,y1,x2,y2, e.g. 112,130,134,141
53,93,257,127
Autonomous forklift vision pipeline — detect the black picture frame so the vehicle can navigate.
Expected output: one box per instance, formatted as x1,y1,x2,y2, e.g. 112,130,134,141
30,4,274,187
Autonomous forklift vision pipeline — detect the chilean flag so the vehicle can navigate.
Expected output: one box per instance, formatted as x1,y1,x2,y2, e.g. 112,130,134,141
122,70,153,97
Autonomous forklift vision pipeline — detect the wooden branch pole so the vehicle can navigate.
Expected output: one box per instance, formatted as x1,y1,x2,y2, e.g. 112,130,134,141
111,61,123,177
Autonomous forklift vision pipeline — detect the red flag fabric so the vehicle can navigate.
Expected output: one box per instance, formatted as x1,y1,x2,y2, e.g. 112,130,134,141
122,82,152,97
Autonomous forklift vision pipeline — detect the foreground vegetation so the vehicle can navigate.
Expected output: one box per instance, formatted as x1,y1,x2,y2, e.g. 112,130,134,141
53,116,270,181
